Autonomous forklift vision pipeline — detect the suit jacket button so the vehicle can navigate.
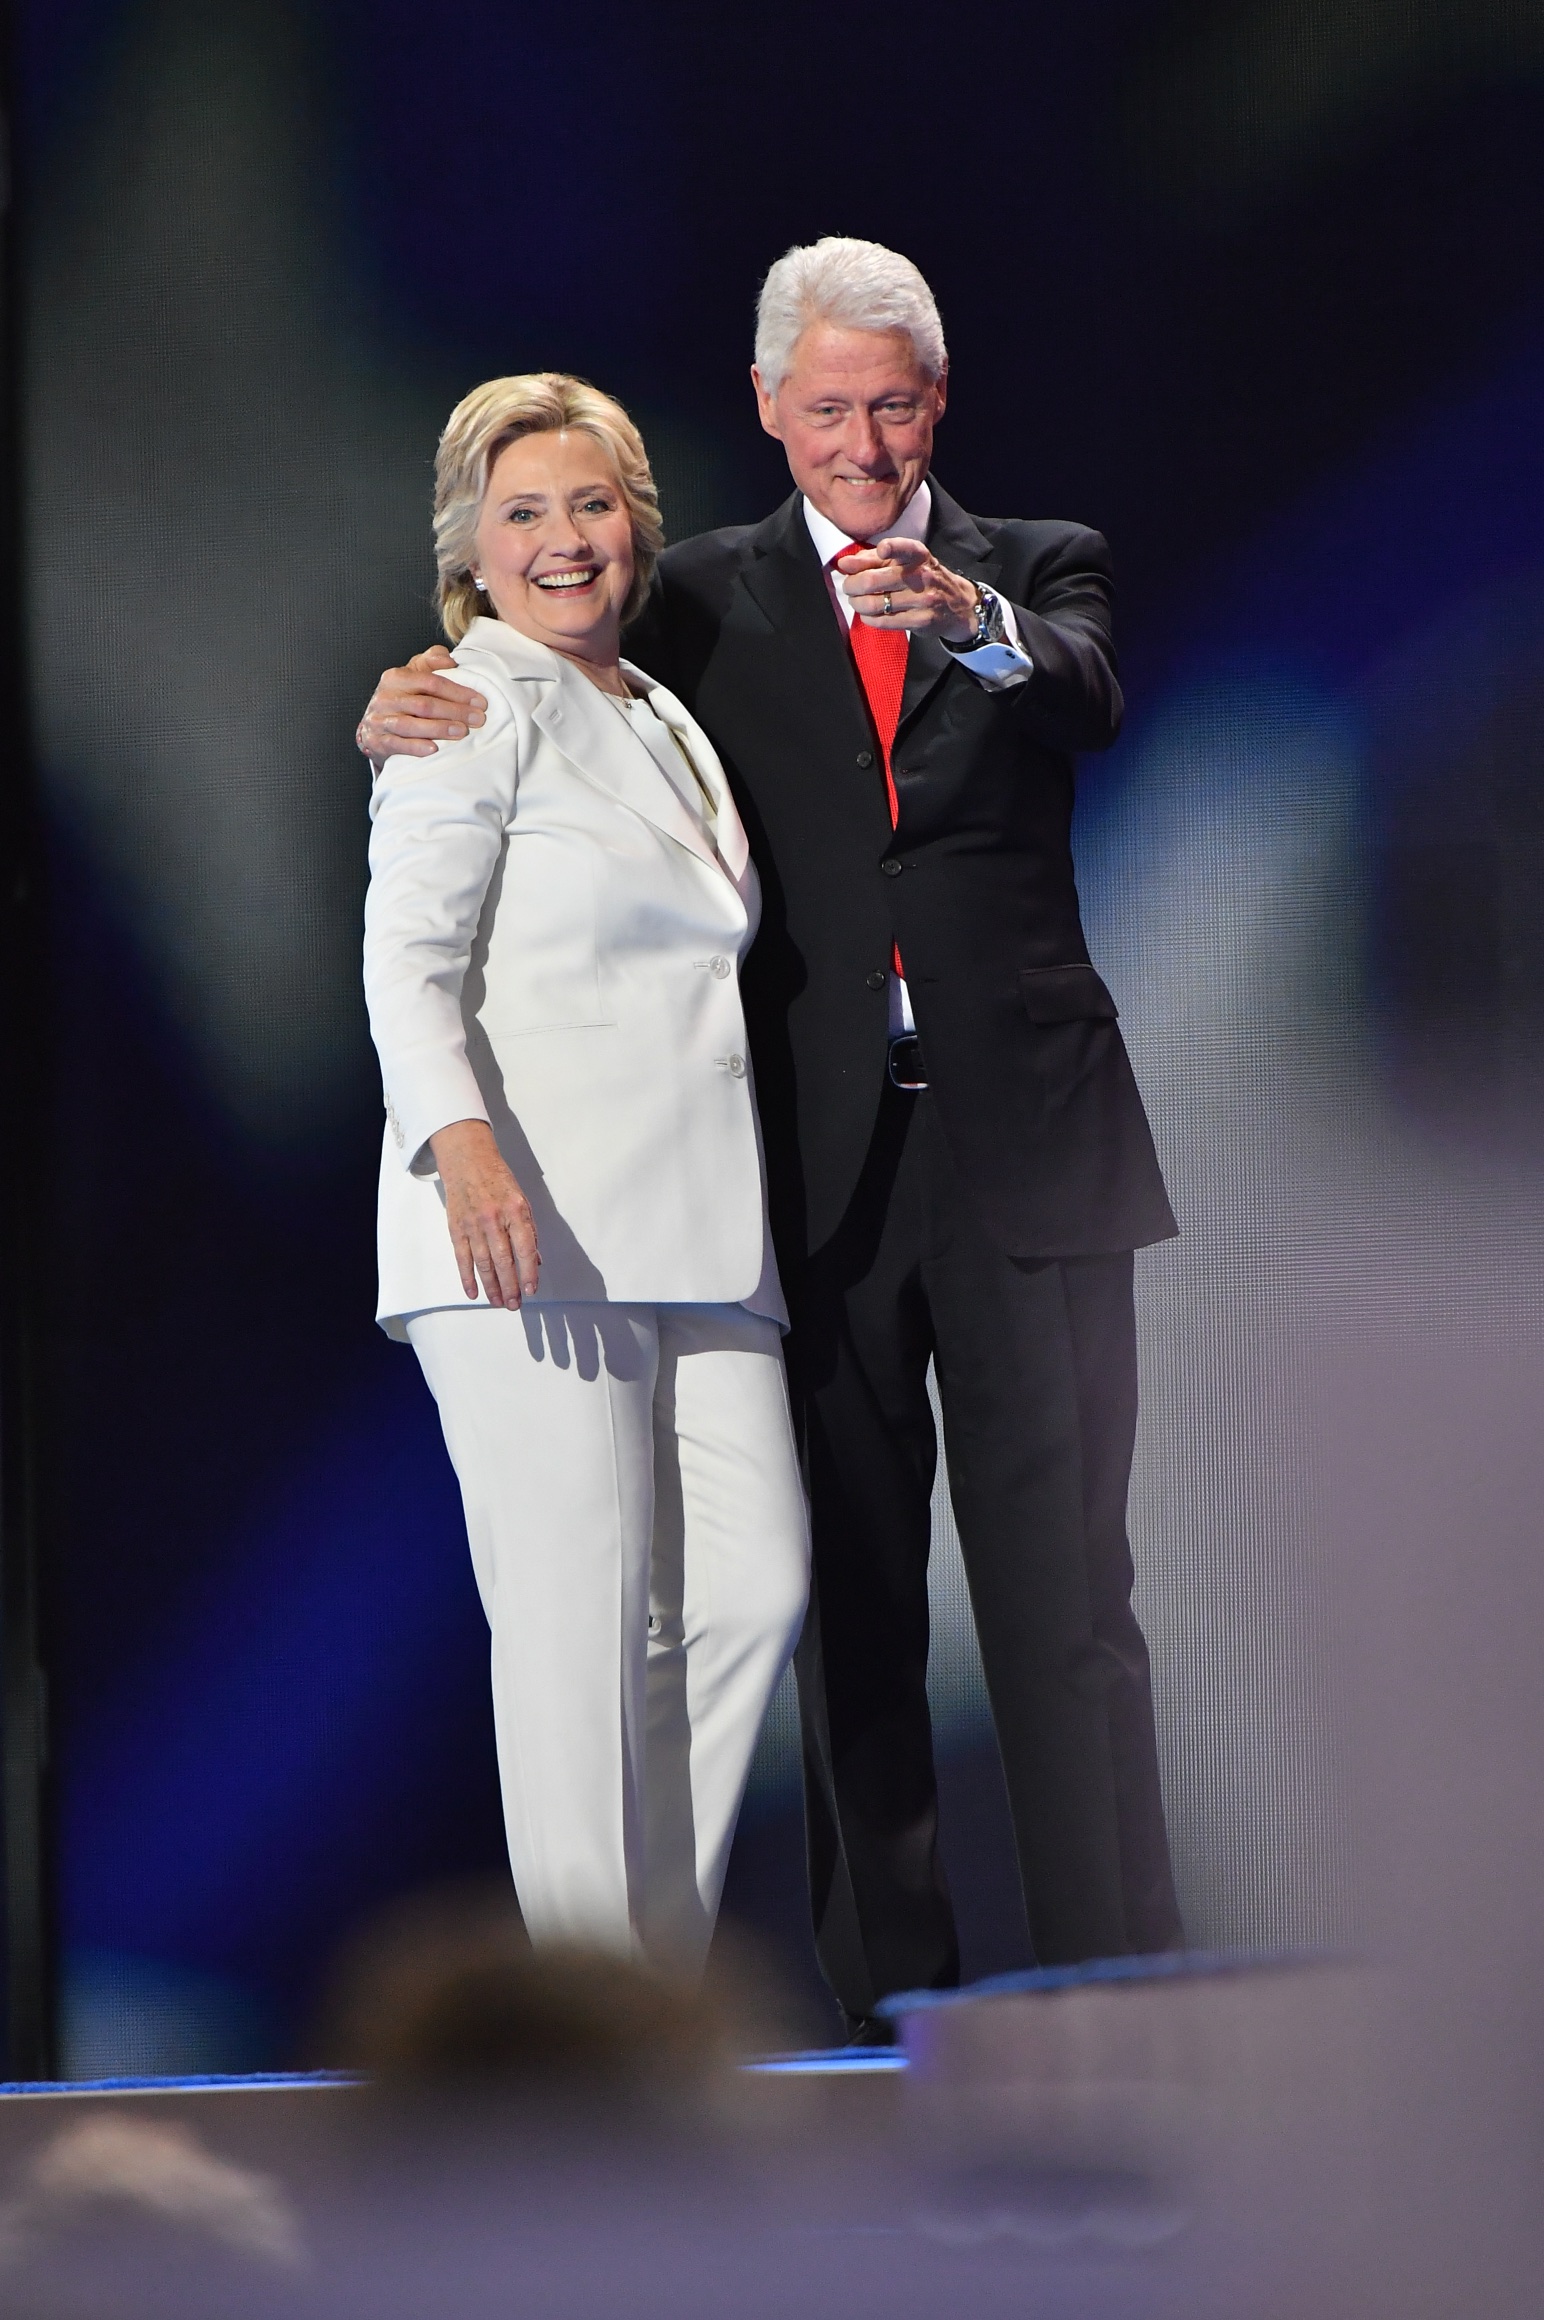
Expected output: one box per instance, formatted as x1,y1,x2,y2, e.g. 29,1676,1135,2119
866,970,886,990
856,749,874,768
880,856,903,877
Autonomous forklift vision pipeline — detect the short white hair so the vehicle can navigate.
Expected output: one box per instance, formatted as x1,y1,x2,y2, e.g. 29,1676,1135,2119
754,237,947,390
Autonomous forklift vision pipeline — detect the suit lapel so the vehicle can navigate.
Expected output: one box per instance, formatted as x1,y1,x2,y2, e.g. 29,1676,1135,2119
897,481,1002,731
462,619,721,872
738,495,875,762
534,676,721,872
622,666,751,882
734,486,1003,743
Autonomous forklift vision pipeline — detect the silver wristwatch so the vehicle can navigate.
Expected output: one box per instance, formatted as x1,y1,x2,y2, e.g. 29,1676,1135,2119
948,582,1008,654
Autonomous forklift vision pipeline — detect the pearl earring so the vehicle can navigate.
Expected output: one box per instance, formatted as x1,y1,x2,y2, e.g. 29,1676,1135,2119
473,576,488,593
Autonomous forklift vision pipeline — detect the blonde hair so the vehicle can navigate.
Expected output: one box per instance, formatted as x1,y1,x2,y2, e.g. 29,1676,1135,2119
434,373,664,643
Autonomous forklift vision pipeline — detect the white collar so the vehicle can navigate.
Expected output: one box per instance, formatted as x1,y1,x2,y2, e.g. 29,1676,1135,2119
802,480,932,569
458,617,646,703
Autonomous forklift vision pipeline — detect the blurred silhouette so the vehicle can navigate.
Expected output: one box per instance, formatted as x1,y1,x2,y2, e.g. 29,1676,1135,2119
0,2114,305,2313
309,1881,804,2105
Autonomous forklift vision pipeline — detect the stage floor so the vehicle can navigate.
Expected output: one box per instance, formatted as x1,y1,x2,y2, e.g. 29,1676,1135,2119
0,1956,1531,2318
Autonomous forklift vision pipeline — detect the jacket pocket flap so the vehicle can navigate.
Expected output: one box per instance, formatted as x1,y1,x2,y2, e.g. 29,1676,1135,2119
1019,963,1119,1023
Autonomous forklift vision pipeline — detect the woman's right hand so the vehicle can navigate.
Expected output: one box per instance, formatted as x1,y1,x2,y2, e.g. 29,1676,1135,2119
428,1120,540,1308
357,646,488,764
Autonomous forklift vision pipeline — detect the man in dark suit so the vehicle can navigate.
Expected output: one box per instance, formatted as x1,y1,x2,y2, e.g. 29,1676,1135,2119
359,237,1182,2036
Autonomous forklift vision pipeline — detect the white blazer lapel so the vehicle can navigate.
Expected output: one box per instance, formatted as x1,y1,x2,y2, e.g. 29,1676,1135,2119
458,618,718,869
533,659,720,871
533,682,718,872
620,667,752,883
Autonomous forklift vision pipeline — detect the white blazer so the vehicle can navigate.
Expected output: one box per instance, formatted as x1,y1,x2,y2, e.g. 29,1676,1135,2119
364,618,783,1335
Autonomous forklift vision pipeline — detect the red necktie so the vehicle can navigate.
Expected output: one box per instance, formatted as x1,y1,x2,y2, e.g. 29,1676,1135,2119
833,550,909,972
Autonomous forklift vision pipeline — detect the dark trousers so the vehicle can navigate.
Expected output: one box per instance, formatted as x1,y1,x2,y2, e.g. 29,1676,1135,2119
788,1085,1181,2023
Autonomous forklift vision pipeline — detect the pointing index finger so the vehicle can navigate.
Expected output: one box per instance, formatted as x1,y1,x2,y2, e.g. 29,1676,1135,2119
874,535,929,566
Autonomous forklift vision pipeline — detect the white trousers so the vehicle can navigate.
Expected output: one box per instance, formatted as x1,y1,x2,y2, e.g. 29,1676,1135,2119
408,1301,810,1973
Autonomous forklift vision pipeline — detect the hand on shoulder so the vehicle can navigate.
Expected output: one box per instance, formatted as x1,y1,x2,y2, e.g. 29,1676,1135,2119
357,645,488,765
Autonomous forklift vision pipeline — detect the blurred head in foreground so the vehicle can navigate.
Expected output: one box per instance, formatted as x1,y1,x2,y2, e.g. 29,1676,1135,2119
314,1884,750,2111
0,2114,305,2311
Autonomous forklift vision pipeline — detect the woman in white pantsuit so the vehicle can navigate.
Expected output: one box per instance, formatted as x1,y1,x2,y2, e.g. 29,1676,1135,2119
362,374,809,1973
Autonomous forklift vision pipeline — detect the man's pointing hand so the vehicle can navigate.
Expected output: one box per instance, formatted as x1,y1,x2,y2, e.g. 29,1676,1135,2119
836,537,980,643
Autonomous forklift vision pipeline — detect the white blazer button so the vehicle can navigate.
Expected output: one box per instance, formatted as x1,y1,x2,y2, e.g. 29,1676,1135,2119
711,954,731,978
717,1053,747,1078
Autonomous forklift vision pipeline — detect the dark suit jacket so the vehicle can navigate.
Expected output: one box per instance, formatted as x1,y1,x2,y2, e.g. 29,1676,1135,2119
624,482,1177,1265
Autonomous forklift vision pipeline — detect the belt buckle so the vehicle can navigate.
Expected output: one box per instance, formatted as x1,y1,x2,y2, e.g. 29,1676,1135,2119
887,1035,928,1091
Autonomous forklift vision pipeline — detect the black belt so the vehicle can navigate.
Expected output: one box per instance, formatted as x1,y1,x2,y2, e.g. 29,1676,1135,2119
887,1034,928,1091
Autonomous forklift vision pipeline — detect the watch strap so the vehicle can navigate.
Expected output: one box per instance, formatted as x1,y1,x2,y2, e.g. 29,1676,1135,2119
945,582,1007,654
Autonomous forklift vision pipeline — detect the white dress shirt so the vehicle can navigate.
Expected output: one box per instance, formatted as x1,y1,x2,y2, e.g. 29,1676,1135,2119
802,484,1035,1038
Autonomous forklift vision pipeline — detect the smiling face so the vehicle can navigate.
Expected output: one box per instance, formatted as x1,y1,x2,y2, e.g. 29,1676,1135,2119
752,322,947,540
471,429,636,665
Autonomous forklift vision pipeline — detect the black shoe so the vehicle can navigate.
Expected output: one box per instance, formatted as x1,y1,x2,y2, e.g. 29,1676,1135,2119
842,2013,898,2049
